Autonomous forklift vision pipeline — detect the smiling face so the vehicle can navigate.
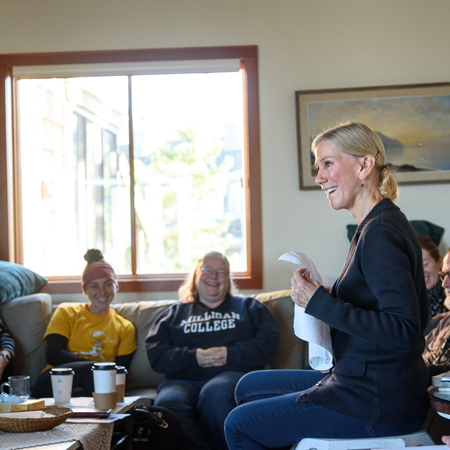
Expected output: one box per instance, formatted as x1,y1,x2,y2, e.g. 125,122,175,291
195,255,230,308
422,248,442,290
84,277,118,315
314,140,363,215
442,253,450,292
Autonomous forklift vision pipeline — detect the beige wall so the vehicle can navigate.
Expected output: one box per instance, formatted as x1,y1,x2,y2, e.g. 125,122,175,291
1,0,449,301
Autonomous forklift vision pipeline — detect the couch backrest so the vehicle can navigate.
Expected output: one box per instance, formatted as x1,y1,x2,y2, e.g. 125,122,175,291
1,290,309,391
111,300,177,390
254,290,309,370
112,290,309,390
0,293,52,386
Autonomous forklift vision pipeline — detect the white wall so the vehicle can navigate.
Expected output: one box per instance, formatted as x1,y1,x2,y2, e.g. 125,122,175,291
1,0,449,301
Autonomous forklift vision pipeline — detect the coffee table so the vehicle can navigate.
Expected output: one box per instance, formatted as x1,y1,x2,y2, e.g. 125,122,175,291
7,396,142,450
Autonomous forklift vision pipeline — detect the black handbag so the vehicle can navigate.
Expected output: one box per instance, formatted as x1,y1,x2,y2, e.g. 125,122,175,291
131,404,186,450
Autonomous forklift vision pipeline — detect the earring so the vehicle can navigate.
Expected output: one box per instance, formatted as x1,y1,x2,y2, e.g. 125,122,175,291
361,180,364,188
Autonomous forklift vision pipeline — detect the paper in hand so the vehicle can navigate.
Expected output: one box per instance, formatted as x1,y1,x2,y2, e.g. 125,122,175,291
279,251,333,371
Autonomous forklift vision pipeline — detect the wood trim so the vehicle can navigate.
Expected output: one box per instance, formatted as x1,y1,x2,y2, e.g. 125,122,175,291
243,54,263,289
0,46,262,292
0,46,258,66
12,77,23,263
41,273,257,294
0,65,14,261
128,76,137,275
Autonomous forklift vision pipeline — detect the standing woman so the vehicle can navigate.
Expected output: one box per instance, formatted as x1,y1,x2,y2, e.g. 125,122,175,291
32,249,137,397
225,122,429,449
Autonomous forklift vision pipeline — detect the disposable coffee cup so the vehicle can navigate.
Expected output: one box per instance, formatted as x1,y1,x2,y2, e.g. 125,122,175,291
50,368,74,404
93,391,118,410
0,375,31,399
91,362,117,393
115,366,127,402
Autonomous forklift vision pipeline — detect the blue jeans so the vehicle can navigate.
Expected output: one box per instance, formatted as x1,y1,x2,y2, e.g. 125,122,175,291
224,370,426,450
155,371,245,450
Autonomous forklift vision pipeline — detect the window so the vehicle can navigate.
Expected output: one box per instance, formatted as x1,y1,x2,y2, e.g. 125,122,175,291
0,47,262,292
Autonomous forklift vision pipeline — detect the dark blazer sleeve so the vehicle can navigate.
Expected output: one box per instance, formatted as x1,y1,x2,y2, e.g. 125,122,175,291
307,223,423,348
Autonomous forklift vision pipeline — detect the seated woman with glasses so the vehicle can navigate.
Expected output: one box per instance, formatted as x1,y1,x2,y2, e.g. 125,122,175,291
145,251,280,450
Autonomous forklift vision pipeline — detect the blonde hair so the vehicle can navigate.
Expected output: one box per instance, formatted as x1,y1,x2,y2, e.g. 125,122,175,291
178,251,237,303
312,122,398,201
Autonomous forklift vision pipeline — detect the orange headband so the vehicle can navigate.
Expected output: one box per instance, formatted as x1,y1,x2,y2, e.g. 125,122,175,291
82,261,117,289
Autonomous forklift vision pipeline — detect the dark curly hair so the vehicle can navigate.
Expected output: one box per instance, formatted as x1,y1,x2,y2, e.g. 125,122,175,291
84,249,105,265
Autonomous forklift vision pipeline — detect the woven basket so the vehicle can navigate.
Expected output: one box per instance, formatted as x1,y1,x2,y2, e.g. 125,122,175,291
0,406,72,433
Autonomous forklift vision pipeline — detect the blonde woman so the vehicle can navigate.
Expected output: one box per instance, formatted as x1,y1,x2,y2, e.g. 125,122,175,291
146,251,280,450
225,122,429,449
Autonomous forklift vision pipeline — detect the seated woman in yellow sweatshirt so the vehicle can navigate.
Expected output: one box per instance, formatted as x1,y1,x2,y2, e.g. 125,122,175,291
32,249,136,398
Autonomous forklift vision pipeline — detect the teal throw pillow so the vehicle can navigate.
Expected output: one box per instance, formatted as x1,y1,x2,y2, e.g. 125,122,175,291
0,261,48,305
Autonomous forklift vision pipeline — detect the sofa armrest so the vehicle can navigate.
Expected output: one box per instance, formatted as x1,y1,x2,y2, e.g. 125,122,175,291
0,293,52,386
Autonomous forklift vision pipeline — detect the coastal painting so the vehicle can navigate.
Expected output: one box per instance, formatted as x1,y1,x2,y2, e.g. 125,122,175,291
296,83,450,189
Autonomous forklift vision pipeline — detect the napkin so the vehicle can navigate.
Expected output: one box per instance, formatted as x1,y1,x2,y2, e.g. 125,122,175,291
279,251,333,371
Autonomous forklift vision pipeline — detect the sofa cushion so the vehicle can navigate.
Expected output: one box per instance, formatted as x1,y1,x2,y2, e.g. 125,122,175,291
0,293,52,385
0,261,48,305
112,300,178,391
255,290,309,370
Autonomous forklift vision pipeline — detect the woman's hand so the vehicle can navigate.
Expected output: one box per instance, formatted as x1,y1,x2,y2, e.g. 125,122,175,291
442,436,450,447
196,346,227,367
291,268,321,309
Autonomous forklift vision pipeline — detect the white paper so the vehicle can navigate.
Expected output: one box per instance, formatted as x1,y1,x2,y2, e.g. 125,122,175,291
43,396,140,414
67,413,129,424
279,251,333,371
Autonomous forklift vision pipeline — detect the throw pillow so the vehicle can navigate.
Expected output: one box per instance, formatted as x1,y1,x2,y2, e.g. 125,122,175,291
0,261,48,305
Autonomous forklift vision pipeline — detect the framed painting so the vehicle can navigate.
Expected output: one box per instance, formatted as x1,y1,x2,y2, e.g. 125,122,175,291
296,83,450,189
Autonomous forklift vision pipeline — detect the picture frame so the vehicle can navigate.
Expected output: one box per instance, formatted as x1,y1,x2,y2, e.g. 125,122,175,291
296,83,450,190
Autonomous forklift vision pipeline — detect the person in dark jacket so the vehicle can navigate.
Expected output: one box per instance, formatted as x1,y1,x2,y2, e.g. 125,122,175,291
420,235,447,334
424,249,450,377
0,317,15,382
146,251,280,450
225,122,429,450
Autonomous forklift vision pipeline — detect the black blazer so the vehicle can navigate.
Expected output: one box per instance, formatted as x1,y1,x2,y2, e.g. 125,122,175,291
299,199,429,422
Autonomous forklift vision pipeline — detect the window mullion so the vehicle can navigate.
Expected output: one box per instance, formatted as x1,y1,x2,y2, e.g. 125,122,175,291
128,75,137,275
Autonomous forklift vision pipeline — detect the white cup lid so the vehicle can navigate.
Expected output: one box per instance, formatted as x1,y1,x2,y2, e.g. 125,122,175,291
92,363,117,371
50,368,74,375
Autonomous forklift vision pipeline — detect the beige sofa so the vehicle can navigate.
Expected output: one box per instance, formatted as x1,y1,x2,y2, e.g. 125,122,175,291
0,290,309,399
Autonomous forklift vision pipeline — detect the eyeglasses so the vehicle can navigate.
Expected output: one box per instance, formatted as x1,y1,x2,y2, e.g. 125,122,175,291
200,267,229,277
439,271,450,283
